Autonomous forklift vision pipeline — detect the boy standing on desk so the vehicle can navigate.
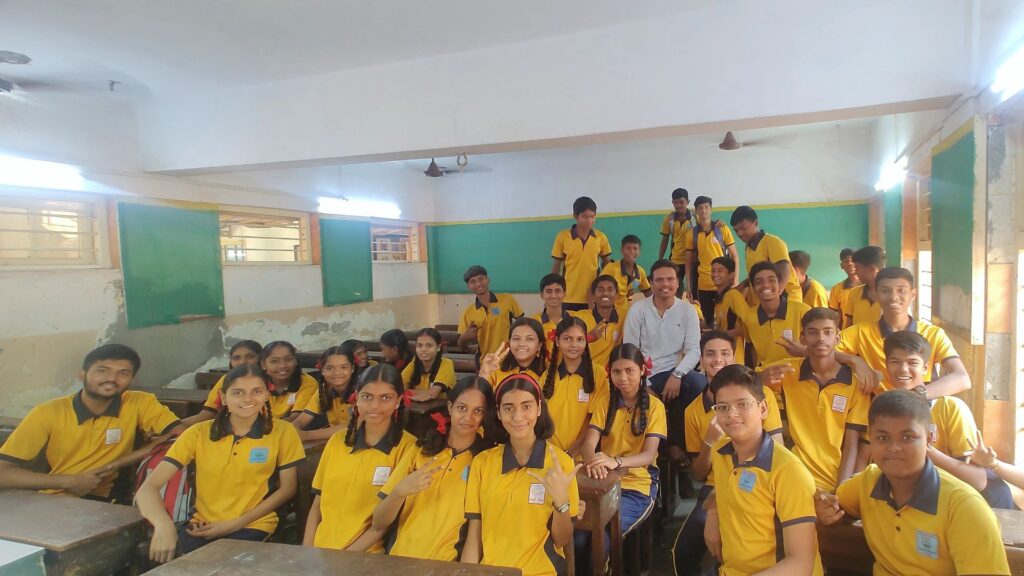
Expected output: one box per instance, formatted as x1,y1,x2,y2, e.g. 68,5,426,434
551,196,612,312
840,245,885,327
684,195,738,322
828,248,859,322
457,265,524,357
729,205,803,305
658,187,693,296
0,344,183,501
600,234,652,309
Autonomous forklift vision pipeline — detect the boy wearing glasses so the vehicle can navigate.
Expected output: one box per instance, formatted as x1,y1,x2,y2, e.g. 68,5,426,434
703,364,822,576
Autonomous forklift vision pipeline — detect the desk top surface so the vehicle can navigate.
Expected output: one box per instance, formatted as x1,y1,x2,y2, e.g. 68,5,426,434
0,490,144,552
134,386,210,402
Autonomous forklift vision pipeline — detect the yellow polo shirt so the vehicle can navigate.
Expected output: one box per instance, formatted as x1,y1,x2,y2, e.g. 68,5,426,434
0,390,180,498
588,394,667,495
802,277,829,309
712,433,823,576
685,221,736,291
301,386,352,427
531,309,592,357
488,366,545,389
683,388,783,462
401,357,457,392
458,292,524,356
312,427,419,551
741,298,810,366
551,226,613,305
835,318,958,392
660,211,692,265
465,440,580,576
744,231,803,303
841,284,882,327
600,260,651,308
713,287,749,366
837,461,1009,576
765,358,868,491
163,418,305,534
574,306,625,370
203,373,318,419
544,362,610,451
381,439,492,561
829,280,858,317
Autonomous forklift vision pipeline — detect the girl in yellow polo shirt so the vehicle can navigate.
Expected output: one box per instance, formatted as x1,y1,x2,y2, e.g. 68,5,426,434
291,347,357,442
260,340,318,421
380,329,415,372
479,317,548,386
542,316,608,456
372,376,495,560
185,340,263,427
138,364,306,564
304,363,418,552
402,328,457,402
340,338,376,373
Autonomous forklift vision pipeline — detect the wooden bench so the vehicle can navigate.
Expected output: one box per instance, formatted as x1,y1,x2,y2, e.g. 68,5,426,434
135,386,209,418
436,324,459,332
294,438,330,543
0,489,146,575
194,371,224,390
572,469,623,576
144,539,521,575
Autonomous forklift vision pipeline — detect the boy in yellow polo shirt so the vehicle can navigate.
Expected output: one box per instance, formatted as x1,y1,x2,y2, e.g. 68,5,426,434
841,246,885,327
836,267,969,398
531,273,592,356
658,187,693,295
551,196,612,311
828,248,859,322
817,390,1010,576
0,344,183,501
457,265,524,357
600,234,651,308
709,256,750,367
883,331,1016,509
740,261,810,367
575,274,626,370
703,364,822,576
685,195,738,321
789,250,829,309
729,205,803,304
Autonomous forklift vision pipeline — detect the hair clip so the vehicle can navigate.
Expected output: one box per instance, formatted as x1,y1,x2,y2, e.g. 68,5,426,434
402,389,416,407
547,328,557,342
430,412,449,435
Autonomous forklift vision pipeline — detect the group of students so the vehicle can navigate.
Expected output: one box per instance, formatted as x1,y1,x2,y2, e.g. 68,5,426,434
0,187,1016,576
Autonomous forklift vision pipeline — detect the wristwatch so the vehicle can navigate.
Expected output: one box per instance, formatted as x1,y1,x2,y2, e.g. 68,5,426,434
554,501,571,514
672,369,685,379
615,456,624,469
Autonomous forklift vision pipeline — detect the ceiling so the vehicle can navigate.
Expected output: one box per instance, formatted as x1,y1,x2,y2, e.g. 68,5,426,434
0,0,699,96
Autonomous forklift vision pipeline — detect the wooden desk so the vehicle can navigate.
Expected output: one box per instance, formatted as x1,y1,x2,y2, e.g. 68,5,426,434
194,370,226,390
997,509,1024,548
0,416,22,447
146,538,521,575
575,469,623,576
0,489,146,575
294,438,330,543
135,386,209,418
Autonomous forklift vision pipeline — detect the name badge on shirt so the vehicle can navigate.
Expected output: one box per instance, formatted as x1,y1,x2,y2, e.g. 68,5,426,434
782,329,794,341
528,483,546,505
491,307,501,316
612,330,619,341
249,447,269,464
287,393,297,406
915,530,939,559
461,466,470,481
372,466,392,486
578,389,591,403
631,280,640,289
831,395,848,413
738,470,757,493
104,428,122,445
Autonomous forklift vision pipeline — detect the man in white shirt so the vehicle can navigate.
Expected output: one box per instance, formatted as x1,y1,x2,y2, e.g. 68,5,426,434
624,259,702,464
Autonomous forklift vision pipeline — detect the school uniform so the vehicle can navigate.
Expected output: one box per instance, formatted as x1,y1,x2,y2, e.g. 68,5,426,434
740,297,810,367
801,277,829,309
573,306,625,370
311,426,418,551
0,390,180,499
660,211,692,267
766,358,868,491
458,292,524,356
380,438,491,561
711,432,824,576
551,225,612,307
743,230,803,304
163,418,305,550
203,373,318,419
836,460,1010,576
544,362,610,452
465,440,580,576
488,366,545,389
301,386,352,427
835,317,958,391
828,280,858,318
401,357,457,393
531,309,592,356
840,284,882,327
685,220,736,319
713,287,750,366
600,260,651,309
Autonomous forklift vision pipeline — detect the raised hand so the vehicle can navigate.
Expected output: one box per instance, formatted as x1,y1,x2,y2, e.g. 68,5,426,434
814,489,845,526
968,430,997,468
759,364,795,389
393,458,446,498
703,415,725,447
526,446,583,507
478,342,510,380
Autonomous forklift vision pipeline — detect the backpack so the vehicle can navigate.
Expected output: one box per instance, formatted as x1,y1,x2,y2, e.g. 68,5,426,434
134,438,194,525
691,220,726,260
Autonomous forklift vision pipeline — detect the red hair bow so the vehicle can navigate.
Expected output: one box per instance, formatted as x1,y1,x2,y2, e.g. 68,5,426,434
347,392,357,404
402,389,416,407
314,359,323,370
547,328,557,342
430,412,449,435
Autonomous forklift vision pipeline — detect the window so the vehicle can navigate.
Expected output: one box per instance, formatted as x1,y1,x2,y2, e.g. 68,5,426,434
218,211,309,264
916,178,932,322
0,194,99,266
371,224,420,262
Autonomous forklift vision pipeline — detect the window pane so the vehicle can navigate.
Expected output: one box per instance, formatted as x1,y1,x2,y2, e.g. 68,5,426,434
219,212,309,264
0,197,96,265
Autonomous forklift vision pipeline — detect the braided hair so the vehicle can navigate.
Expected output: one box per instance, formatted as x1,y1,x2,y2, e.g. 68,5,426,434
418,376,496,456
543,316,596,399
408,328,443,389
343,363,406,448
339,339,369,381
381,329,414,368
210,364,275,441
499,317,548,375
316,346,357,416
260,341,302,393
603,344,651,438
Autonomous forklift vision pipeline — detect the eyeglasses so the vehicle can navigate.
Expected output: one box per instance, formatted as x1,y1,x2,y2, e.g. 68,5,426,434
712,399,759,416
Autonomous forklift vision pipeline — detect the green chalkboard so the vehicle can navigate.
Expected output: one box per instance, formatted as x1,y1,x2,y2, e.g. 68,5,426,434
884,184,903,267
427,203,868,294
118,202,224,329
931,131,975,294
321,218,373,305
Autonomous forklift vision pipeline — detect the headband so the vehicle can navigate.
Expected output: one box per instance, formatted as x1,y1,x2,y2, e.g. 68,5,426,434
496,373,543,398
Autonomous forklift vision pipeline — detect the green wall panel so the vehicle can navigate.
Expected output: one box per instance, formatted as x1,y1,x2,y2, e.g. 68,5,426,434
931,131,975,293
884,184,903,267
321,218,373,305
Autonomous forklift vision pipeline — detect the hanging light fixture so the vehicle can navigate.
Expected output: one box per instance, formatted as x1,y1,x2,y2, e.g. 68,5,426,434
719,131,742,150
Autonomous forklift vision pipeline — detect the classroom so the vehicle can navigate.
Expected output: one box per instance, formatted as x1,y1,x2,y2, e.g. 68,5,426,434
1,1,1024,575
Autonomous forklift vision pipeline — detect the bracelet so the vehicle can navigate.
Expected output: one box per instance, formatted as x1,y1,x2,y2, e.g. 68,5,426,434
990,460,1001,472
703,439,713,448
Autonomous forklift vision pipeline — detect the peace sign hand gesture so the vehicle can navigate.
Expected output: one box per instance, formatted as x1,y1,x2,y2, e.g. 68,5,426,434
967,430,998,469
526,445,583,508
393,457,446,498
479,342,510,380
